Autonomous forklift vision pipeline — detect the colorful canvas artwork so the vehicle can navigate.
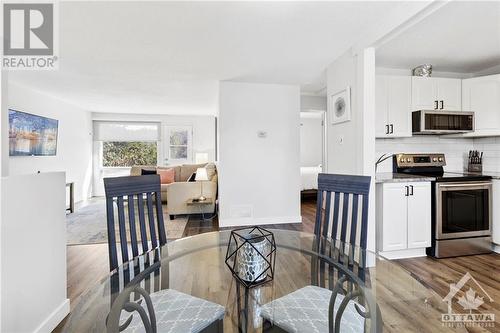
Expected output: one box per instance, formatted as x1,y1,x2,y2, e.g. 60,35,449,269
9,109,59,156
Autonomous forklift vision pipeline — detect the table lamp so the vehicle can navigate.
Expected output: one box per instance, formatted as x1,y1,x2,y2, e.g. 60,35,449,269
195,167,209,201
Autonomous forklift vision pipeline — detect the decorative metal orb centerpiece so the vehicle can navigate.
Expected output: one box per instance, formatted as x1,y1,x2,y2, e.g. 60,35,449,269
225,227,276,288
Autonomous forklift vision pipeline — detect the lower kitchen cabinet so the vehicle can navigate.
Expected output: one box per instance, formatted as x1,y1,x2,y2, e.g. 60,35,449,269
376,182,431,258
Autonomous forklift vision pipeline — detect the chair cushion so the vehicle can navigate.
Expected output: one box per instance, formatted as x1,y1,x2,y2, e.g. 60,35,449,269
122,289,224,333
261,285,365,333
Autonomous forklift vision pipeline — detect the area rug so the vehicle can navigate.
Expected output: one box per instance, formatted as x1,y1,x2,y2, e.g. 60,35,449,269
66,197,188,245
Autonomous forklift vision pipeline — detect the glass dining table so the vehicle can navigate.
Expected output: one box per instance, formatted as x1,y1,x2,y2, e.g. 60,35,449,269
62,229,460,333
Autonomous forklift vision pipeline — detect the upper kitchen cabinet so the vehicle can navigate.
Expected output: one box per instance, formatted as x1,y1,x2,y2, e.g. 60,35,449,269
462,74,500,134
411,77,462,111
376,75,412,138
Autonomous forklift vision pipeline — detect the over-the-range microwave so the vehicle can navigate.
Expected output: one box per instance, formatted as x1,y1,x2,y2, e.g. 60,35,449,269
412,110,475,134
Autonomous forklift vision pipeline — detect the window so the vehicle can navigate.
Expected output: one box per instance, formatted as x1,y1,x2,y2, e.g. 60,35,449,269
169,129,189,159
102,141,157,167
164,126,192,163
93,121,161,168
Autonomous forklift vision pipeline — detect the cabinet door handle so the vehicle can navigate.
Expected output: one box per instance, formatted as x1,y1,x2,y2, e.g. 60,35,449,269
385,124,389,134
390,124,394,134
405,186,409,196
434,100,439,110
440,100,444,110
409,185,414,196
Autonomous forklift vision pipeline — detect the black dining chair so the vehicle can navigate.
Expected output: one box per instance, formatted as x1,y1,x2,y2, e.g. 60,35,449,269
314,173,371,285
104,175,167,272
261,173,382,333
104,175,225,333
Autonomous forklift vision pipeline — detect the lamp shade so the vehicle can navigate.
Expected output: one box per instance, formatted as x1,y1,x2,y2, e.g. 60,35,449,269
195,168,209,181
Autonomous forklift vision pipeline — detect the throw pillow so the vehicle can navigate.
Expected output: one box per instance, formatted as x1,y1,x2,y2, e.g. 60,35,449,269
204,163,216,180
157,168,175,184
141,168,157,175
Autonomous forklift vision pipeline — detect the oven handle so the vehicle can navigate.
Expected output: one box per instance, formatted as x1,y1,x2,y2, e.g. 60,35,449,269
437,182,492,189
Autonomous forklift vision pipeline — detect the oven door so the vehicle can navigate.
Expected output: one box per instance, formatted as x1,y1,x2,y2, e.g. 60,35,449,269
436,181,492,239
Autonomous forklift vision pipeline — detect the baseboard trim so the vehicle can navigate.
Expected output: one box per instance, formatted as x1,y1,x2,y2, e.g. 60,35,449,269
379,248,427,260
219,216,302,228
34,298,70,333
493,244,500,254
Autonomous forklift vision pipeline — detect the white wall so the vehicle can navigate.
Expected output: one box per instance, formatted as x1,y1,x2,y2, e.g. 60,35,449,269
8,82,93,202
300,112,323,167
326,48,376,251
91,112,216,196
1,172,69,333
218,82,301,227
301,95,327,111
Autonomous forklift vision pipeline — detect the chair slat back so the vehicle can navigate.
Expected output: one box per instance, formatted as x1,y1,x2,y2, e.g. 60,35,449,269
315,173,371,250
104,175,167,271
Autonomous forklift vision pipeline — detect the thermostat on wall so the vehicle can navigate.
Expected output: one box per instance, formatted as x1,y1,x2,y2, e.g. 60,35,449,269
257,131,267,138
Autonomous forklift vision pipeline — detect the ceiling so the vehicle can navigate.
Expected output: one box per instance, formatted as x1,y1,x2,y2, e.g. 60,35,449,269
8,1,397,115
376,1,500,74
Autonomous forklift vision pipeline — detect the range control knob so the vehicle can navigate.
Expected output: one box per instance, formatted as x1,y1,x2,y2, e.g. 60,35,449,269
438,157,444,162
406,158,411,163
432,157,438,162
400,158,405,163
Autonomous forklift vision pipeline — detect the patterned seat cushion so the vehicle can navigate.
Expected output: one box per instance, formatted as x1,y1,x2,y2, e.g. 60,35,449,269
121,289,224,333
261,285,364,333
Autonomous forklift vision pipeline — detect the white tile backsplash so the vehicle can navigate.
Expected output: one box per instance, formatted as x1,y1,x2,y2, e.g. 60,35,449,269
472,137,500,173
376,137,475,172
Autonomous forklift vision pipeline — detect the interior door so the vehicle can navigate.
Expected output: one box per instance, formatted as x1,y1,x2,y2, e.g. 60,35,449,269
163,126,193,165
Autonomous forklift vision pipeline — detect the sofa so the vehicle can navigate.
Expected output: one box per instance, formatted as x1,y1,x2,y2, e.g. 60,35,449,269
130,163,217,218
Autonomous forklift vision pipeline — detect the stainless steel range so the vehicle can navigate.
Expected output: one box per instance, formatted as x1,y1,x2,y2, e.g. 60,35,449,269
393,153,492,258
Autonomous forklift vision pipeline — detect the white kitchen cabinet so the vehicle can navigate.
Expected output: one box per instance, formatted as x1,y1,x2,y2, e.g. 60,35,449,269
407,182,432,249
378,183,408,251
376,75,412,138
492,179,500,246
377,182,431,256
411,77,461,111
462,74,500,133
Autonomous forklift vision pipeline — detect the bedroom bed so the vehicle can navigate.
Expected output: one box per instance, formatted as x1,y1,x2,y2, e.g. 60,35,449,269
300,166,322,198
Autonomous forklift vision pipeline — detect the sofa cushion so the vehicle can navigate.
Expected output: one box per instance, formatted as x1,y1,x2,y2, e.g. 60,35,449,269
180,163,206,182
158,168,175,184
141,168,157,175
205,163,217,181
131,166,155,176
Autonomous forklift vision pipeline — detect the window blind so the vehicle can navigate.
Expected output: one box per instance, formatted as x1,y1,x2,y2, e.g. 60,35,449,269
93,121,160,141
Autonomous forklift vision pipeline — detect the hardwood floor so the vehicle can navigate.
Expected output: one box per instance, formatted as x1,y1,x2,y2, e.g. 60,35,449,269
56,197,500,332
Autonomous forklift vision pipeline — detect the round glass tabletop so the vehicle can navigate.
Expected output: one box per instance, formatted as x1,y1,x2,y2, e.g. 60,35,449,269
62,229,457,333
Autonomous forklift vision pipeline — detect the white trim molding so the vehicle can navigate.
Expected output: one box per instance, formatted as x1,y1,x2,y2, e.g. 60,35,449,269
34,299,70,333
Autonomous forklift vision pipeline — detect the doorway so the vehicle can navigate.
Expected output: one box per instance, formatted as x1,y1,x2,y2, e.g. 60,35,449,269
300,111,326,200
